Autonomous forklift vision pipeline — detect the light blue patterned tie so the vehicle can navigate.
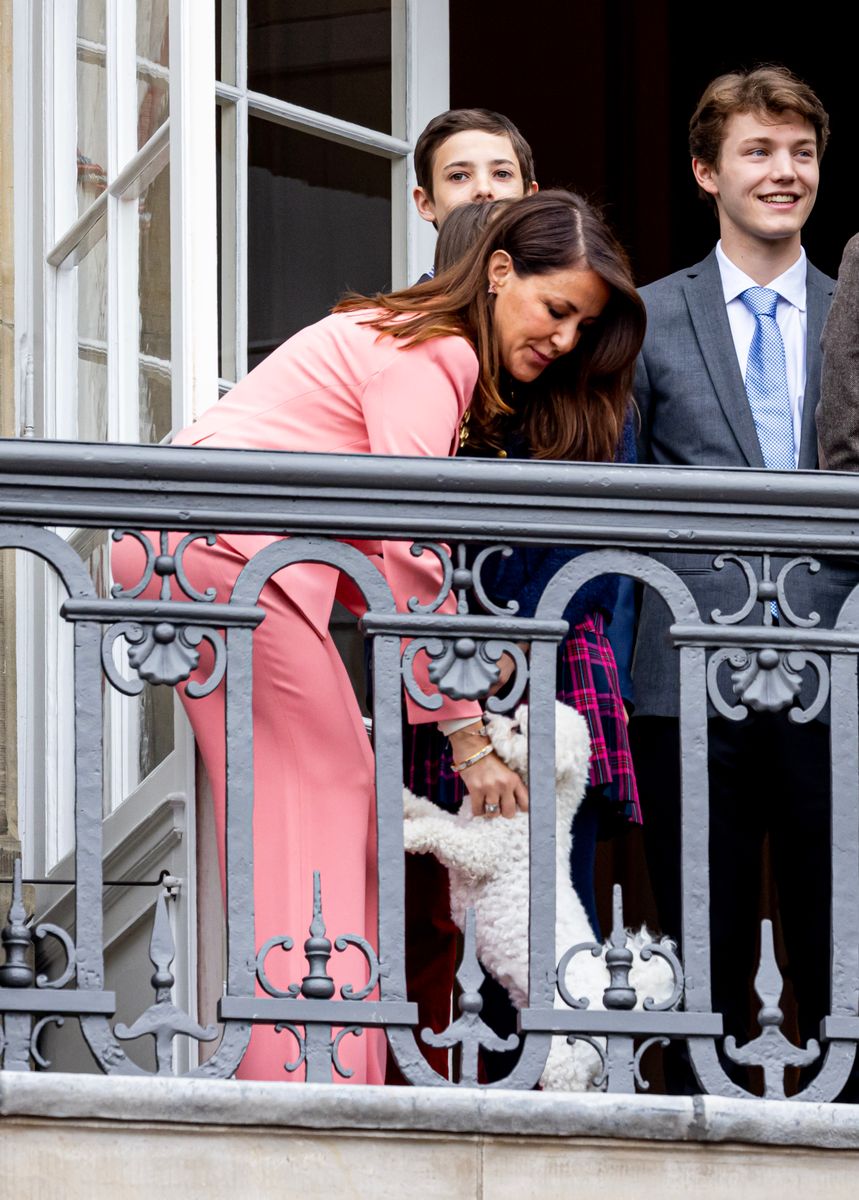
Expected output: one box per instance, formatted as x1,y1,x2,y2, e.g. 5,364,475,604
740,286,795,471
741,287,794,620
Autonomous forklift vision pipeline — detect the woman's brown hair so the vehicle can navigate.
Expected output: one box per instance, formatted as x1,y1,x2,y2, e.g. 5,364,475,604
335,190,645,463
433,198,511,276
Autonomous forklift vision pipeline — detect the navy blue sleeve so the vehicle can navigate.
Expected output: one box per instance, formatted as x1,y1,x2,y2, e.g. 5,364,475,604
606,407,637,704
606,576,635,706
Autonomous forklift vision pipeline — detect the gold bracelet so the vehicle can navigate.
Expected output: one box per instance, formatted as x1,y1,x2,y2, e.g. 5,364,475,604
451,744,494,773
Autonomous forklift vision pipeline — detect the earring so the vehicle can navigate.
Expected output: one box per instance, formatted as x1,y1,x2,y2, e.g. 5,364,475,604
488,284,496,296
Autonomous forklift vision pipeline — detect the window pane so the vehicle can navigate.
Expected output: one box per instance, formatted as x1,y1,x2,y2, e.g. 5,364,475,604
77,237,108,442
216,103,238,382
247,118,391,368
138,167,172,442
136,0,170,148
216,0,237,86
138,685,175,781
66,531,110,825
77,1,107,216
77,0,104,43
247,0,393,134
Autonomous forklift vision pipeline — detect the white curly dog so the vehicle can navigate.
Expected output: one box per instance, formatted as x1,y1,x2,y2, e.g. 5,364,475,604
402,701,674,1090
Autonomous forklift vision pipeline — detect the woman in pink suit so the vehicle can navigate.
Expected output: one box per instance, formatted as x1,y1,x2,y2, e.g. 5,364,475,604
113,190,645,1084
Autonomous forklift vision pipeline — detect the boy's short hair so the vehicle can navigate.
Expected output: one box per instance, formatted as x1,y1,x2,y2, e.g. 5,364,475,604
414,108,536,200
689,64,830,169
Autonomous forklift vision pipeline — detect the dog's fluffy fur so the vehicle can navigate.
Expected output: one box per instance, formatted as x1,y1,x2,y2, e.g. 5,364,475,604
403,701,674,1090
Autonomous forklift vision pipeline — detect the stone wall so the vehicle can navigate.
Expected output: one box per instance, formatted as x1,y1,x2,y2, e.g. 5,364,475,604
2,1074,859,1200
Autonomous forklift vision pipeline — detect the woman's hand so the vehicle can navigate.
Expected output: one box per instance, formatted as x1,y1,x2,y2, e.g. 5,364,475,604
460,751,529,819
448,722,529,819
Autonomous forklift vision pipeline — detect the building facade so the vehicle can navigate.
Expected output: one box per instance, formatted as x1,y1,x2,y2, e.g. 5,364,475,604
2,0,448,1072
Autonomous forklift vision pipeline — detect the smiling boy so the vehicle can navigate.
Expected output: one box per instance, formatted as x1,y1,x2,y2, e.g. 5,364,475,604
630,66,843,1091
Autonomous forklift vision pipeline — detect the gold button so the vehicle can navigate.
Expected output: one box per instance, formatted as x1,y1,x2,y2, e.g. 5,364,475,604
497,449,508,458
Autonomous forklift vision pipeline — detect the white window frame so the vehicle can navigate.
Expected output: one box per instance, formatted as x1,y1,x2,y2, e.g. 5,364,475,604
14,0,448,1071
30,1,206,865
13,0,216,1072
214,0,448,393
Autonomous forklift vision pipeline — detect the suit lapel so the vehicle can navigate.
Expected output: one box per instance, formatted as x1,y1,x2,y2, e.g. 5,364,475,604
798,263,835,469
682,252,765,468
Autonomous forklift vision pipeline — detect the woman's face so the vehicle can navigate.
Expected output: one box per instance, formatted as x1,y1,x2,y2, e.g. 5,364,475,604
487,251,610,383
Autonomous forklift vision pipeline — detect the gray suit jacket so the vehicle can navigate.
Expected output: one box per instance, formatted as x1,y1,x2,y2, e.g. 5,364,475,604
818,233,859,471
632,248,844,719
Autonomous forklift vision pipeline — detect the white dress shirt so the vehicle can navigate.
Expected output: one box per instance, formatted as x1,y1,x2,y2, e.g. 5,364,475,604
715,241,808,465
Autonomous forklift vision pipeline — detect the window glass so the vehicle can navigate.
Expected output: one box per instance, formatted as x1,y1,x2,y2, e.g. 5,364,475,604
138,685,175,781
216,104,237,382
247,0,393,134
138,167,172,442
216,0,237,86
136,0,170,148
76,238,108,442
247,117,391,368
77,1,107,216
77,0,104,44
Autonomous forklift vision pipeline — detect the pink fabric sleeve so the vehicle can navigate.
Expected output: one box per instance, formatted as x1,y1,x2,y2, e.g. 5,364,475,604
361,334,482,725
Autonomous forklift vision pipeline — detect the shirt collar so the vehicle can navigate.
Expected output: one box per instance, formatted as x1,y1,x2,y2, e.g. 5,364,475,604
715,241,807,312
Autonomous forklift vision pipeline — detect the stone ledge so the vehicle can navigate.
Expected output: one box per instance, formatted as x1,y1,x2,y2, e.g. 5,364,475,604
2,1071,859,1150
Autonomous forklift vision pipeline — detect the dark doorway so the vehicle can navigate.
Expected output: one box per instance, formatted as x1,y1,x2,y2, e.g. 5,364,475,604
450,0,857,285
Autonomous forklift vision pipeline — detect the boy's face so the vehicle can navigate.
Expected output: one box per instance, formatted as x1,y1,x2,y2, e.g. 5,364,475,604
692,109,820,249
414,129,536,226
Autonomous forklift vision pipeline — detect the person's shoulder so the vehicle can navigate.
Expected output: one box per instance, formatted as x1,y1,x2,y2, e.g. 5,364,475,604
321,308,478,378
394,328,477,370
638,251,717,304
816,237,859,293
366,325,478,395
837,233,859,273
283,308,364,349
805,256,836,293
414,333,479,392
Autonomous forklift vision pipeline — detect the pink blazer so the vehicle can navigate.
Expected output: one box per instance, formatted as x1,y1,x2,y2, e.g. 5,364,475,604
173,309,481,723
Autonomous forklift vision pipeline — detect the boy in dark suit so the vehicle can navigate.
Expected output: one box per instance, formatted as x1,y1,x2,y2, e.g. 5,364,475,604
630,66,842,1092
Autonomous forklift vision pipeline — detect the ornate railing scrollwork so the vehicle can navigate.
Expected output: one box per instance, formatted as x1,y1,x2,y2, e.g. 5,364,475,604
33,923,78,991
0,858,115,1071
29,1015,65,1069
110,530,218,603
0,859,35,991
711,553,822,628
707,646,830,723
695,553,832,720
723,919,821,1100
4,442,859,1105
249,871,394,1082
397,542,537,711
115,881,218,1074
421,908,518,1085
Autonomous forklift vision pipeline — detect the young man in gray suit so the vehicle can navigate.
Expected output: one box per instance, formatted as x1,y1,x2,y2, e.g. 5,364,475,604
630,66,842,1089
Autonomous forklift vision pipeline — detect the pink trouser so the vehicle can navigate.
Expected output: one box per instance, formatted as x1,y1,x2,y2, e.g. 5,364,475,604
113,533,384,1084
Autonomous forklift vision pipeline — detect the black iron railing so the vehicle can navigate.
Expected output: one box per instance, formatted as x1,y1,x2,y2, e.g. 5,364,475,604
1,439,858,1098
